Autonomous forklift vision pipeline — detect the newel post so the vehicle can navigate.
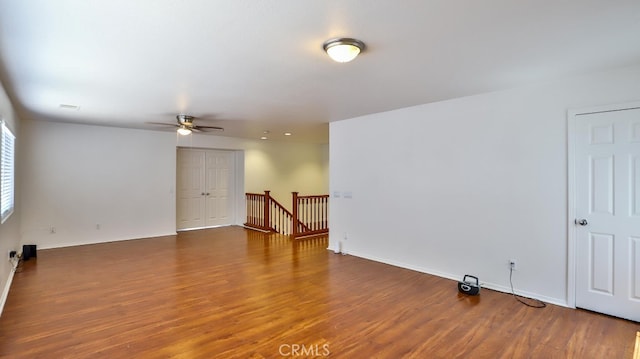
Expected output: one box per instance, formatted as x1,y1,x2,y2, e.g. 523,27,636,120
264,190,271,230
292,192,299,238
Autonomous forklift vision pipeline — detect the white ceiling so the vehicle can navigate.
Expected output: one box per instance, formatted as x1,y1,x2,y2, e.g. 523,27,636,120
1,0,639,144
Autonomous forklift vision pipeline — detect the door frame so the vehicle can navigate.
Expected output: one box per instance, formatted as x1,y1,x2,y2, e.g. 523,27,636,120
567,100,640,309
175,147,245,230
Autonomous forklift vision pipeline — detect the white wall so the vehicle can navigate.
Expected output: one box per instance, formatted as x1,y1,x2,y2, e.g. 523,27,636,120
19,121,329,249
329,64,640,306
0,79,21,313
20,120,178,248
244,142,329,208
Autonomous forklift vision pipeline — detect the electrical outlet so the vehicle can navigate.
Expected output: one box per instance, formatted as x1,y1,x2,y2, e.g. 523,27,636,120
50,226,56,234
8,250,16,260
509,259,517,270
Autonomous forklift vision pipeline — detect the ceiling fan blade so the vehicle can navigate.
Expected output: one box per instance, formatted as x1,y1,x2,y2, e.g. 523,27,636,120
195,125,224,131
146,121,178,127
192,113,220,120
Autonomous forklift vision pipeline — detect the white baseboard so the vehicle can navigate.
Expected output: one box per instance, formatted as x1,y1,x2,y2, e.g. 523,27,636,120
0,265,16,317
328,248,568,308
36,231,179,250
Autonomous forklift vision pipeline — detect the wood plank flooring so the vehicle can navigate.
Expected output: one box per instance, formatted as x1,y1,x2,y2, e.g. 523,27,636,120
0,226,637,358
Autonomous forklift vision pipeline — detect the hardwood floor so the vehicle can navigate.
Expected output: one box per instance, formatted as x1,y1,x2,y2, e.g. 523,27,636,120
0,226,637,358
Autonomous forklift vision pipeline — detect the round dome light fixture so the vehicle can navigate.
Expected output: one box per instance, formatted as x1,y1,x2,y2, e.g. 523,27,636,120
323,38,365,63
177,125,192,136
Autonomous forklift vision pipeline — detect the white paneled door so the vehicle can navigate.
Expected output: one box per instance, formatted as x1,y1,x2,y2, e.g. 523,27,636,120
574,106,640,322
177,148,235,230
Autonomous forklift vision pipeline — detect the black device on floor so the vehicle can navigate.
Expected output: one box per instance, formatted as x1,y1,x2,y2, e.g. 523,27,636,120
458,274,480,295
22,244,37,261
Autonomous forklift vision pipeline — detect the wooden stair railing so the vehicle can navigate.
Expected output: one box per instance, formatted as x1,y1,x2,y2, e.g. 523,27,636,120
292,192,329,238
245,191,289,234
245,191,328,238
245,192,269,231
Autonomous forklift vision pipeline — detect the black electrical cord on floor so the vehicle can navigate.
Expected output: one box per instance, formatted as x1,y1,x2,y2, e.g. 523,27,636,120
15,259,24,273
11,255,24,273
509,267,546,308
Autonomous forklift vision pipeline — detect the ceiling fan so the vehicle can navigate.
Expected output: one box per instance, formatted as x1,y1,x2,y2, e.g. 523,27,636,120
147,114,224,135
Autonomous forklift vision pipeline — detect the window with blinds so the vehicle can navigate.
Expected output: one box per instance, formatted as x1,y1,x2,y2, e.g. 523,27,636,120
1,120,15,223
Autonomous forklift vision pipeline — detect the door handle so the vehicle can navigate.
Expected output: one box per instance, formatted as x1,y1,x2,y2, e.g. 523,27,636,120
206,193,210,196
575,219,588,226
201,192,205,196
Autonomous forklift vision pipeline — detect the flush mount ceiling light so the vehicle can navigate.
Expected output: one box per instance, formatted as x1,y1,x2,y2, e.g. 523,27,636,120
323,38,365,63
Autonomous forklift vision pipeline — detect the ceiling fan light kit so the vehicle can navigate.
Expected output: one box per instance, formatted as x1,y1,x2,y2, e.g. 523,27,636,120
177,125,192,136
176,115,193,135
323,37,365,63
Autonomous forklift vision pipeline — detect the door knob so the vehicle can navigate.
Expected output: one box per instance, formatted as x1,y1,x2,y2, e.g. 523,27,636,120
575,219,588,226
201,192,205,196
206,193,210,196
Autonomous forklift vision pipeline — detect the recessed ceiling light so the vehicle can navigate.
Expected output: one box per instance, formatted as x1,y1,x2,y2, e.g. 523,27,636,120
323,38,366,63
263,130,270,134
284,132,292,136
59,104,80,111
260,136,268,140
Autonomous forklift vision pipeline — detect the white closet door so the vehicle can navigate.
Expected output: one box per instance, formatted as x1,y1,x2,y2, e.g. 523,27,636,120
177,148,235,230
204,150,233,227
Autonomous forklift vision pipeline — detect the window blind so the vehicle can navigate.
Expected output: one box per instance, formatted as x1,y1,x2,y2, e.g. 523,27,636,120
1,120,15,223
